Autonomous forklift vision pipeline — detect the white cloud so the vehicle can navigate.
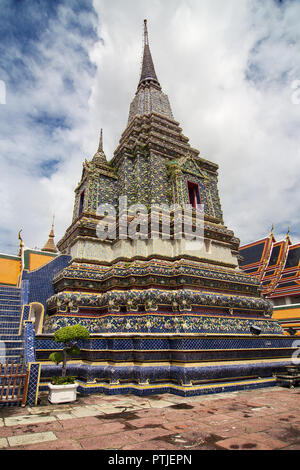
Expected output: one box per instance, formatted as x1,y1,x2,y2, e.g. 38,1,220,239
1,0,300,254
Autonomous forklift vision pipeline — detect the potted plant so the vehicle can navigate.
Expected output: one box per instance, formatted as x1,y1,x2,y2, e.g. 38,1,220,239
48,324,90,404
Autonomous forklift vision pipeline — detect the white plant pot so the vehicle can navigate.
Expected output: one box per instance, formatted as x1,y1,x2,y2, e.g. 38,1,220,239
48,382,78,404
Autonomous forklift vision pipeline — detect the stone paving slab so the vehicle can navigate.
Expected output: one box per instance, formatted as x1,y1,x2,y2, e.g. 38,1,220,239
69,405,104,418
7,431,57,447
215,436,274,450
4,415,57,427
0,387,300,450
0,438,8,449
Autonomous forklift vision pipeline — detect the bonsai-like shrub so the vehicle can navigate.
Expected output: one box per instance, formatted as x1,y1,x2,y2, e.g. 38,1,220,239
49,325,90,384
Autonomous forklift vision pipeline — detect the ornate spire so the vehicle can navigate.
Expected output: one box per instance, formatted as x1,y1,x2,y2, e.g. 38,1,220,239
92,129,108,166
138,20,160,90
128,20,173,123
42,215,58,254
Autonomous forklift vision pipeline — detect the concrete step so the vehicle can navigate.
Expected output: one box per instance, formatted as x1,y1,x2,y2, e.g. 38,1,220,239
0,308,20,312
0,340,23,346
0,311,21,323
0,315,22,322
0,356,23,364
0,345,24,357
0,328,21,335
0,324,20,330
0,310,21,316
0,351,24,360
0,327,21,334
0,289,21,296
0,337,21,342
0,299,21,305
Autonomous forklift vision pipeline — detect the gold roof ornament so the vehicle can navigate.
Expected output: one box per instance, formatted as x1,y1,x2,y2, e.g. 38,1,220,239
41,215,58,253
18,229,24,257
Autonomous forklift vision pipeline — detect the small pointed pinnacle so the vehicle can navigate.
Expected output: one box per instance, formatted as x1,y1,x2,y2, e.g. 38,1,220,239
50,214,55,237
42,216,57,253
144,19,149,46
93,129,107,165
98,129,103,152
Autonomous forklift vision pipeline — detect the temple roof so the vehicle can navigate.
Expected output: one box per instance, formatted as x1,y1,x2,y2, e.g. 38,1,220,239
239,229,300,299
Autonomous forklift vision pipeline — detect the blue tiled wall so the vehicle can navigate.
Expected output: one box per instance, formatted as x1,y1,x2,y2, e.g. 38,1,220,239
22,255,71,310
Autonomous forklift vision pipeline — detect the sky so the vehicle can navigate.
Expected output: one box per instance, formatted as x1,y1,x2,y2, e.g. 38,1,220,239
0,0,300,255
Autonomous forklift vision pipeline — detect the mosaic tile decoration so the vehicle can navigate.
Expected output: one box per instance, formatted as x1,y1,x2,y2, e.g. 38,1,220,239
25,362,41,407
21,255,71,309
24,321,36,363
42,312,282,335
37,360,290,397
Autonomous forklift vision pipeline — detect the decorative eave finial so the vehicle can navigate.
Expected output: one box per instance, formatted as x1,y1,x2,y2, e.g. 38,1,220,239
286,226,291,240
270,224,274,237
18,229,24,257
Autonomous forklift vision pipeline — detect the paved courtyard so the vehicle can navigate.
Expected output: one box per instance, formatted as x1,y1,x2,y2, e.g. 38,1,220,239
0,386,300,450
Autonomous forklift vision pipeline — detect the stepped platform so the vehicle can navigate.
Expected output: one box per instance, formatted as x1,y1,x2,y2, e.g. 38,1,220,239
0,286,24,365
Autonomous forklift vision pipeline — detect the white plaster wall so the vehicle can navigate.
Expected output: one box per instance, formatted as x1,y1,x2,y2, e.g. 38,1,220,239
70,237,239,267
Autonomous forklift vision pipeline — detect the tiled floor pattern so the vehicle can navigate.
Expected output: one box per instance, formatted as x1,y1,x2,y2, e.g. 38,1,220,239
0,387,300,450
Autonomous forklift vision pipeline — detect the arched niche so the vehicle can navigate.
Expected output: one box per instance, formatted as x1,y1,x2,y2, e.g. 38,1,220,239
29,303,44,335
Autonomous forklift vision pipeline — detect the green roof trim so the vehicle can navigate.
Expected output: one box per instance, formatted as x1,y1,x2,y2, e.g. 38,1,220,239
23,249,57,270
273,304,300,311
0,253,20,261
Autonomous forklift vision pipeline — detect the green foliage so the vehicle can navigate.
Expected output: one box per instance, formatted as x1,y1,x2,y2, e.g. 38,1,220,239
49,352,63,365
54,325,90,345
68,345,81,357
49,325,90,380
50,376,75,385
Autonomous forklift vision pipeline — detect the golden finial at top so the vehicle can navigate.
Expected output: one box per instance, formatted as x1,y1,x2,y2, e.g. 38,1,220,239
18,229,23,244
18,229,24,257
